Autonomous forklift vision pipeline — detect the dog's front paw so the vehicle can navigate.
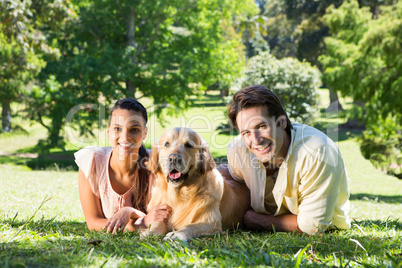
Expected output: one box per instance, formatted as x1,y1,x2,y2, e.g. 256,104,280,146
164,231,189,241
140,229,152,240
140,220,167,240
149,220,168,235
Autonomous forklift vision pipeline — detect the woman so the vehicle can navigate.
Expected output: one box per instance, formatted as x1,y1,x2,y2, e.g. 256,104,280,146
75,98,171,234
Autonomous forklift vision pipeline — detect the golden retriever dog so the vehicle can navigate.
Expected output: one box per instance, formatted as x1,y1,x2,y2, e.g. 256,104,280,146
142,127,250,241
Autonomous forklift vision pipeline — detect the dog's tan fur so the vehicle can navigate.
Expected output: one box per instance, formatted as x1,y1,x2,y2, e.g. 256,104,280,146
143,128,250,241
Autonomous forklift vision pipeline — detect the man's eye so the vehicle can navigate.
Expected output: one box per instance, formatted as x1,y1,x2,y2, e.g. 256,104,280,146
242,131,250,136
130,128,140,133
185,142,193,148
164,142,170,147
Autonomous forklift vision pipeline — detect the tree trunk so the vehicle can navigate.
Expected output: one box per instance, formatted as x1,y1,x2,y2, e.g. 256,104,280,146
341,100,365,130
370,5,379,20
220,88,229,104
1,99,11,132
49,116,63,147
126,79,136,98
326,87,344,112
126,7,136,98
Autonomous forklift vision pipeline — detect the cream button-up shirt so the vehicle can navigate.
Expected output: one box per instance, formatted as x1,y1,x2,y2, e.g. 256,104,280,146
227,123,351,234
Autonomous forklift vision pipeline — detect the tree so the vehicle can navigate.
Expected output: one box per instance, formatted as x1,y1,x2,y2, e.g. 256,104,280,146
0,0,74,132
237,51,321,123
319,0,402,176
0,30,43,131
261,0,345,110
26,0,257,147
264,0,297,59
234,14,268,63
262,0,396,111
320,0,401,125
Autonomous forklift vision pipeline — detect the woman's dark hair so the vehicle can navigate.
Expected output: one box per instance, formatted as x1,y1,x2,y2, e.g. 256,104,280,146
228,85,292,137
109,98,151,212
108,98,148,126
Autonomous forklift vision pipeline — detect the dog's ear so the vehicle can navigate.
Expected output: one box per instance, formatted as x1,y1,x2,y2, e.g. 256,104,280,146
146,140,160,173
198,140,215,175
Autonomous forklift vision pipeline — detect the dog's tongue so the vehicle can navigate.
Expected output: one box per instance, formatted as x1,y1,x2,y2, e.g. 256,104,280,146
169,171,182,180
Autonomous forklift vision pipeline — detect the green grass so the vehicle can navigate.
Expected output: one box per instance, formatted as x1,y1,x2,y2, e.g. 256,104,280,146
0,118,47,154
1,90,402,267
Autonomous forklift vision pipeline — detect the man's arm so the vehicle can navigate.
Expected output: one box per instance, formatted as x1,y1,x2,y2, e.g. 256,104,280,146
218,164,304,233
218,164,301,233
296,147,349,234
243,210,303,233
216,164,236,181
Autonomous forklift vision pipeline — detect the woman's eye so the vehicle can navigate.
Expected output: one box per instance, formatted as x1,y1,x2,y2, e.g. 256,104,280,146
185,142,193,148
114,127,121,131
164,142,170,147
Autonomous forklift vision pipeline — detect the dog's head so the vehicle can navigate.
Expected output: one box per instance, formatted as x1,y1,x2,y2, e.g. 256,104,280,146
148,128,215,186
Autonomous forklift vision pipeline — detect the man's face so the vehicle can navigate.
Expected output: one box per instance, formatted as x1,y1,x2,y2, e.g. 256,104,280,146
236,106,289,167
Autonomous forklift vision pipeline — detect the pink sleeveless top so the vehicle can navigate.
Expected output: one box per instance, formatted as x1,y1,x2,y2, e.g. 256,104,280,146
74,146,134,219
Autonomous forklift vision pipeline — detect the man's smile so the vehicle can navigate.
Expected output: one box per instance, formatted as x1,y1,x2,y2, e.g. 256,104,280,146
253,142,272,153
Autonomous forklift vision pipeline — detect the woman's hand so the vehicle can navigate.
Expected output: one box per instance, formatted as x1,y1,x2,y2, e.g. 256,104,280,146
143,204,172,228
104,207,146,234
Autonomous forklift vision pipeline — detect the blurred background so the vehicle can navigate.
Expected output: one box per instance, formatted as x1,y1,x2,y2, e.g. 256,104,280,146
0,0,400,179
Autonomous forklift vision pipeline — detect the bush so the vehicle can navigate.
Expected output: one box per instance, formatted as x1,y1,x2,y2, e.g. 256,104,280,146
360,115,402,179
234,51,321,123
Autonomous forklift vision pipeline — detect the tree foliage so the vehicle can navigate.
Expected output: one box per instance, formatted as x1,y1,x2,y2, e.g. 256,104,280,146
0,0,75,132
235,51,321,123
262,0,346,108
319,0,402,177
319,0,402,125
21,0,257,147
0,29,43,131
262,0,398,109
360,114,401,177
263,0,343,63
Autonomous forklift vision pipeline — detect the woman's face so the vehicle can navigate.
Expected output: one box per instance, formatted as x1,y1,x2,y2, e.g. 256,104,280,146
107,108,148,159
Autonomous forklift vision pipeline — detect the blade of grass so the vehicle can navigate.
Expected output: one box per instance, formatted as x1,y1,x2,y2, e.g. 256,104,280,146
9,195,52,242
293,243,310,268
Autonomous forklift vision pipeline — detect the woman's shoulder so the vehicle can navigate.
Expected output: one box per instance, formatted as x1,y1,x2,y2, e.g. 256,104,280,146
75,146,112,160
74,146,112,178
75,146,112,156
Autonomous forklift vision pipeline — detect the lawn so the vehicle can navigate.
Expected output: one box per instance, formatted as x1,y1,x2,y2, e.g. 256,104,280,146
0,90,401,267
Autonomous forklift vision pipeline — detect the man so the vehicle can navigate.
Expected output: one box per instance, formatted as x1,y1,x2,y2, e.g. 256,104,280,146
220,85,350,234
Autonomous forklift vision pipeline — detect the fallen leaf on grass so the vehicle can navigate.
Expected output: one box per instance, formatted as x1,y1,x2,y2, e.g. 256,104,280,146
87,239,102,246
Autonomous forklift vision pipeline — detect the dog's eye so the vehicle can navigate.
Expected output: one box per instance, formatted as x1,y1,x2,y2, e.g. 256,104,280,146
185,142,193,148
164,142,170,147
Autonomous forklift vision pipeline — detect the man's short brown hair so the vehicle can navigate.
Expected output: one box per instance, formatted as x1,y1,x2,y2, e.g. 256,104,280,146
228,85,292,135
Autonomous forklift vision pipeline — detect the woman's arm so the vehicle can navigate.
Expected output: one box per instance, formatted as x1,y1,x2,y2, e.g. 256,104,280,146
104,207,146,233
79,168,172,233
78,168,108,231
79,169,147,233
104,203,172,233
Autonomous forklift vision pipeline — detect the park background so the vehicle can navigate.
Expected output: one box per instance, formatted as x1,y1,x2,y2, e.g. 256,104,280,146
1,0,401,266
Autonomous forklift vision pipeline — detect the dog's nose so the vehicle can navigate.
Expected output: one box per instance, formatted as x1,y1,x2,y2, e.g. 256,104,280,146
169,154,182,165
